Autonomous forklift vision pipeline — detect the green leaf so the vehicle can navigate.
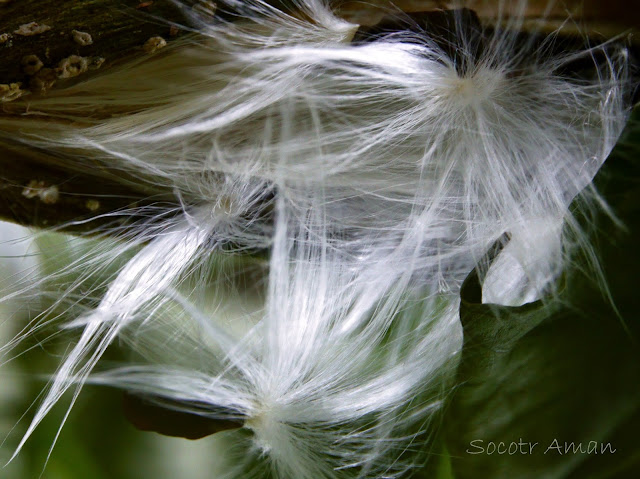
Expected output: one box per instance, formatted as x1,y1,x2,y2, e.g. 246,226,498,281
443,110,640,479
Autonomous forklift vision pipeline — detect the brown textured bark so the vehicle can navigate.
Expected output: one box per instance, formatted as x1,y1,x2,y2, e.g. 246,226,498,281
0,0,187,234
1,1,636,90
338,0,640,36
0,137,175,234
0,0,190,86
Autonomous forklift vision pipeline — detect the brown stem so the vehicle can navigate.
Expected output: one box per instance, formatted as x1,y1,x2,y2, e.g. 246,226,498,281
0,0,636,235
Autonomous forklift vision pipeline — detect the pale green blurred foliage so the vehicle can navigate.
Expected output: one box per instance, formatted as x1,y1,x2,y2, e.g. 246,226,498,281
0,223,235,479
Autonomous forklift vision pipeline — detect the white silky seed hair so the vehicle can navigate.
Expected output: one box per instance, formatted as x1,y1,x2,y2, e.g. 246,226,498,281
0,0,634,477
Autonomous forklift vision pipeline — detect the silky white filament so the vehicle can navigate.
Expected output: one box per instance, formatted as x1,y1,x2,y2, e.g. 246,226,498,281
0,0,634,477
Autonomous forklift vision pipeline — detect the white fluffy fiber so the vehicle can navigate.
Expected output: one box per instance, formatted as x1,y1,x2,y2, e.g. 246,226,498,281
0,0,633,477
